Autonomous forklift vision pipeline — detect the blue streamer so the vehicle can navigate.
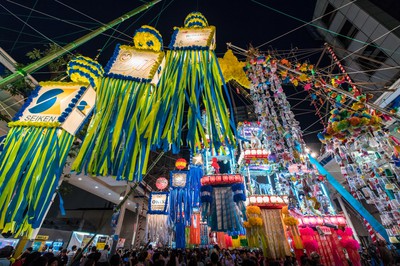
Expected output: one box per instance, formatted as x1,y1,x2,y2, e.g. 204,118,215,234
58,192,66,216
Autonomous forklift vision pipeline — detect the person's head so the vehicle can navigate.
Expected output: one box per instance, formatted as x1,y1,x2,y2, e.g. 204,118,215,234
27,247,33,253
71,246,77,252
210,252,219,264
0,246,14,258
152,252,162,262
23,252,41,266
138,251,148,262
58,247,63,252
41,246,48,252
61,249,67,255
48,257,59,266
90,247,96,253
103,245,109,251
30,256,48,266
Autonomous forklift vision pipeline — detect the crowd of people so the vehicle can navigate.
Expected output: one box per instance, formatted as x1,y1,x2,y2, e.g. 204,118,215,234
0,243,399,266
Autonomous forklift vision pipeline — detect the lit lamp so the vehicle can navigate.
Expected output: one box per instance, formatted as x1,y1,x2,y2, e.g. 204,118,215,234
175,158,187,170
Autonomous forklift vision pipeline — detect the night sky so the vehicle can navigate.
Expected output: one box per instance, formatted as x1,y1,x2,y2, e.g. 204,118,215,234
1,0,326,152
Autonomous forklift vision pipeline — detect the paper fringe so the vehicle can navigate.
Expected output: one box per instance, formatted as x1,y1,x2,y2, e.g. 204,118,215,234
0,126,73,237
145,214,170,246
72,77,155,181
151,49,236,154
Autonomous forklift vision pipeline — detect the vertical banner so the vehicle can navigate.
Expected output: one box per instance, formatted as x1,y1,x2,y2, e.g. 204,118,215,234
190,213,201,245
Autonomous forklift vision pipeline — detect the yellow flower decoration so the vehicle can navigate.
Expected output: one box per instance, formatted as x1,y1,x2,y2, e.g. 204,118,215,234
184,12,208,28
243,221,251,228
246,206,261,215
283,217,299,226
9,121,61,128
218,49,251,88
67,56,104,88
133,25,163,52
282,206,289,215
249,217,263,226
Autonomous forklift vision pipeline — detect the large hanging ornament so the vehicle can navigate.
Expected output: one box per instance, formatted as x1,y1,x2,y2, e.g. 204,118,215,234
72,25,165,181
151,12,236,153
145,192,170,246
0,59,100,236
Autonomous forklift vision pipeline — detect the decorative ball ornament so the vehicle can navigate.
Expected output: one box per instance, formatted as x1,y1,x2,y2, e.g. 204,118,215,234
133,25,163,52
184,12,208,28
156,177,168,190
175,158,187,170
67,56,104,88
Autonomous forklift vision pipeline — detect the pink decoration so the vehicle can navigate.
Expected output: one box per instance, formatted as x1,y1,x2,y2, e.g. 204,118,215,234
340,238,360,250
299,227,314,236
303,239,318,251
155,177,168,190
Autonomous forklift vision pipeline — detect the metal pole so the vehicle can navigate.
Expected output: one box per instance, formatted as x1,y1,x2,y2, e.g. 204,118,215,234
226,43,400,120
0,0,162,89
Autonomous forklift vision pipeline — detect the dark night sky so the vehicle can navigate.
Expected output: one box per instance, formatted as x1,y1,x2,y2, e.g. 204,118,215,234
0,0,326,151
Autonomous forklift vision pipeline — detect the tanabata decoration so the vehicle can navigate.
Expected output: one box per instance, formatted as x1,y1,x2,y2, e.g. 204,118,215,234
146,192,170,246
218,49,251,88
0,57,101,236
72,25,165,181
318,95,382,143
151,12,236,153
244,206,268,255
200,176,246,233
169,170,192,249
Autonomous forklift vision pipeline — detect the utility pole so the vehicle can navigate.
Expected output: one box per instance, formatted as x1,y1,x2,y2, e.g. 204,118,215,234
0,0,162,89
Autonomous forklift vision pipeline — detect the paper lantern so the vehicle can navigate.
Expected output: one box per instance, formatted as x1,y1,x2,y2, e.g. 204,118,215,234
175,158,187,170
156,177,168,190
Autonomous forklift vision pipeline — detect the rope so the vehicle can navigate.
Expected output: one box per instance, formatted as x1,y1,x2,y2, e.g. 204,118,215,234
256,0,357,49
54,0,132,39
0,3,74,56
10,0,39,53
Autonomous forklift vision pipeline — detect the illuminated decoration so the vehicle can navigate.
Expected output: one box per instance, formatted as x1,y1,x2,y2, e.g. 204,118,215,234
0,65,100,236
243,149,269,159
200,177,246,233
175,158,187,170
297,215,347,227
146,192,170,246
169,170,191,249
155,177,168,190
200,174,244,186
67,56,104,88
72,25,165,181
150,12,236,154
248,195,289,208
192,153,203,165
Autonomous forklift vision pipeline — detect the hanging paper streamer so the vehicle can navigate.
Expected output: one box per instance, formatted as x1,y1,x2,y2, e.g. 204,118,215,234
146,192,170,246
169,170,192,249
189,164,203,208
0,67,99,236
151,12,236,154
200,174,246,233
189,213,200,245
72,25,165,181
200,223,209,246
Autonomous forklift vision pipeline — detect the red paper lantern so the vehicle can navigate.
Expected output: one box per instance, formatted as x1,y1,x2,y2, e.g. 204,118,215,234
156,177,168,190
175,158,187,170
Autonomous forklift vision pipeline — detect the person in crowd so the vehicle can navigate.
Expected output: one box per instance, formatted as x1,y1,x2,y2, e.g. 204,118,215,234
48,257,59,266
0,246,14,266
98,245,110,266
40,246,48,256
83,259,95,266
30,256,48,266
58,249,68,266
152,252,164,266
67,246,77,266
109,254,121,266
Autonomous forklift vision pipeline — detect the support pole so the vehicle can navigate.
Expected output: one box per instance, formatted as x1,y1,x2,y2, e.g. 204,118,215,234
110,184,131,254
0,0,162,89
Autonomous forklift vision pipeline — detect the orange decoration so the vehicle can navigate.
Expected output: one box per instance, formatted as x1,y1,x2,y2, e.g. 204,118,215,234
175,158,187,170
